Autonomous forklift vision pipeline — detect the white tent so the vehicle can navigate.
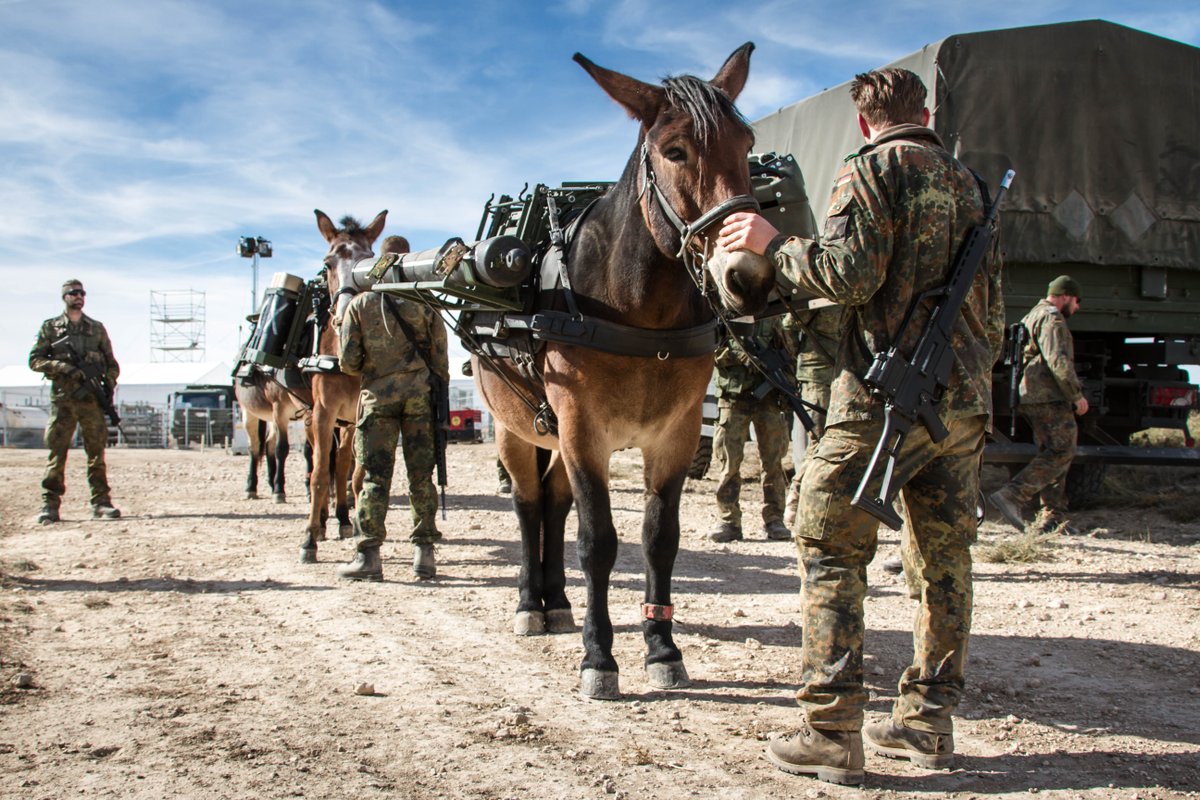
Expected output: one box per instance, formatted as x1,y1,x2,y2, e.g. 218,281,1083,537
0,361,231,408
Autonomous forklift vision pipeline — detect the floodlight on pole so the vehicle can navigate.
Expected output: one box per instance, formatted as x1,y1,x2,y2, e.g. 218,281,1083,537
237,235,272,312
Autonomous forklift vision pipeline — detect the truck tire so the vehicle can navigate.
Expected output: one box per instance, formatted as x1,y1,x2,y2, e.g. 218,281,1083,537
1066,462,1107,509
688,436,713,480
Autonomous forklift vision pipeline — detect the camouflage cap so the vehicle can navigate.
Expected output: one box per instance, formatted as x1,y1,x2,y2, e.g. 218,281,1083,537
1047,275,1082,300
61,279,84,294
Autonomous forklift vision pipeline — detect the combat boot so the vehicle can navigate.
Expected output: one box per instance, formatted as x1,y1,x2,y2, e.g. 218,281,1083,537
708,523,743,543
36,506,60,525
92,504,121,520
337,546,383,582
1035,513,1080,537
766,719,865,785
413,543,436,580
864,717,954,770
987,487,1026,531
764,520,792,541
496,478,512,495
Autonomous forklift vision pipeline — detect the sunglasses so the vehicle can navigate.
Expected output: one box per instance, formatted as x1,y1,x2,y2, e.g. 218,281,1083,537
65,289,86,297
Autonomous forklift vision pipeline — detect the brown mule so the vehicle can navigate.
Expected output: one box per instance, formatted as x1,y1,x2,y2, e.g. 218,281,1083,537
299,210,394,562
475,44,774,699
235,371,309,503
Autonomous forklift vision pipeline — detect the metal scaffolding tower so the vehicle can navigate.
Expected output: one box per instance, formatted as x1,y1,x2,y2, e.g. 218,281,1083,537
150,290,206,362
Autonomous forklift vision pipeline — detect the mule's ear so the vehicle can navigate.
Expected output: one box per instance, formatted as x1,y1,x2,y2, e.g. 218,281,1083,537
574,52,664,124
315,209,338,243
365,210,388,244
711,42,754,103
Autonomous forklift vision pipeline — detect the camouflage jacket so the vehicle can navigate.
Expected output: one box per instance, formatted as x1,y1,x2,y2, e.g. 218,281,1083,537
766,124,1005,427
714,317,790,399
28,312,120,401
338,292,449,410
1018,299,1082,404
781,304,848,386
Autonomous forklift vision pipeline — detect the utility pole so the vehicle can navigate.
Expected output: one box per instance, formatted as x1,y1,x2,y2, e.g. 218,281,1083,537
237,235,273,313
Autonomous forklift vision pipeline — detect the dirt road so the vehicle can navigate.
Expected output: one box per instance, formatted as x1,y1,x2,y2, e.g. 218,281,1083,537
1,444,1198,799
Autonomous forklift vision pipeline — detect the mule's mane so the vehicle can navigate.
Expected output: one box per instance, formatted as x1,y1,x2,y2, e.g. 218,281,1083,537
337,215,365,235
660,75,750,146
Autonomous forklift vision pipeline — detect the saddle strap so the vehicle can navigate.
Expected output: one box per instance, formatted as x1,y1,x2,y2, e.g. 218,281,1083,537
530,311,720,360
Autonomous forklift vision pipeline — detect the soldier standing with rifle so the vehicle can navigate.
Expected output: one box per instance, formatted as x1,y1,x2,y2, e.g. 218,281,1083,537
989,275,1087,535
708,317,793,543
336,285,449,582
28,279,122,523
719,68,1004,783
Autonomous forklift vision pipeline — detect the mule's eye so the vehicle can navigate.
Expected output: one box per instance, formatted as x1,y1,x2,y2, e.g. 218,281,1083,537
663,147,687,164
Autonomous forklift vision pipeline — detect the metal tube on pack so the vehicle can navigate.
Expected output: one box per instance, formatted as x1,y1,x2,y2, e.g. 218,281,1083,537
350,235,532,292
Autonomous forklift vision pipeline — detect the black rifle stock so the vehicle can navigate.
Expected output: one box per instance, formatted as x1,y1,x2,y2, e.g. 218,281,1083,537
1003,322,1030,438
851,169,1014,530
50,336,124,433
430,373,450,520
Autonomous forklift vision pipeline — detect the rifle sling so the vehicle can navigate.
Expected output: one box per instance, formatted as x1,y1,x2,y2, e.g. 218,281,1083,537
381,294,439,377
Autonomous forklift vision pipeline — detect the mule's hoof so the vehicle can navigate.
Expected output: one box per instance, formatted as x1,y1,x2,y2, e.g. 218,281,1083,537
273,494,286,504
299,547,317,564
545,608,576,634
513,611,545,636
245,491,258,500
337,523,353,540
314,529,327,543
580,669,620,700
646,661,691,690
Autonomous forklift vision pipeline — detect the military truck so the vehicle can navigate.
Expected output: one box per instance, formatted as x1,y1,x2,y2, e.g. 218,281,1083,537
170,384,237,447
748,19,1200,506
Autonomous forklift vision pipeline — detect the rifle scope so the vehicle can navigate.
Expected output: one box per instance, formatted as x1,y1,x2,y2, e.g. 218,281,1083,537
349,235,532,293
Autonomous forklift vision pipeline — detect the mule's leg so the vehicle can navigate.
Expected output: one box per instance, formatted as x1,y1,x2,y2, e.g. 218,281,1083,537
265,423,279,499
334,426,355,538
271,411,290,503
245,417,263,499
640,447,691,690
558,437,621,699
541,450,575,633
304,406,336,557
303,439,315,501
504,429,550,636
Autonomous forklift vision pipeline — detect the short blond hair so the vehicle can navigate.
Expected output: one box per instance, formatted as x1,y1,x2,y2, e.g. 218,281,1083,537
850,68,927,129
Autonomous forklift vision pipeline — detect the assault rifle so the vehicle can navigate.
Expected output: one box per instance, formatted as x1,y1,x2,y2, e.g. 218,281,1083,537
724,322,818,434
430,373,450,520
49,336,124,433
1001,322,1030,437
850,170,1014,530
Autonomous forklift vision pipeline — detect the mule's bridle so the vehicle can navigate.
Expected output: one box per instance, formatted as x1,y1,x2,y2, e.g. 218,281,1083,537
636,141,760,277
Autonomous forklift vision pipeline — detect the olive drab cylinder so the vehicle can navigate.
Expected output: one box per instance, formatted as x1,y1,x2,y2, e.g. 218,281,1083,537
348,236,533,293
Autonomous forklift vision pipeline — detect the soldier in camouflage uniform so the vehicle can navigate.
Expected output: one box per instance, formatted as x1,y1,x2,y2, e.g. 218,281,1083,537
989,276,1087,535
720,68,1004,783
709,318,793,542
28,280,122,523
337,290,449,581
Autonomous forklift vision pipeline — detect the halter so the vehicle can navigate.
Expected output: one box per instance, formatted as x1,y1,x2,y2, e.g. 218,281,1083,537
637,141,760,293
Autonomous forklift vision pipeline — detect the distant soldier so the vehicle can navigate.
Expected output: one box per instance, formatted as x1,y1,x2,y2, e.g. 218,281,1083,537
708,318,792,543
990,276,1087,535
720,67,1004,783
337,289,449,581
28,280,121,523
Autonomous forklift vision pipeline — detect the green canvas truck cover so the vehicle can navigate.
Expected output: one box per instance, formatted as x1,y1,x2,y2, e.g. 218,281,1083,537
752,20,1200,272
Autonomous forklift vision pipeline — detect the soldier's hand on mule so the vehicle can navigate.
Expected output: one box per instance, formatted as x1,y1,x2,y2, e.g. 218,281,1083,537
718,212,779,256
1074,397,1089,416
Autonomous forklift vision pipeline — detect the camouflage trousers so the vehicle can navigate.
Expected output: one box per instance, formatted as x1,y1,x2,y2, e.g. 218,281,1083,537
714,395,790,528
1007,401,1077,515
42,397,112,510
794,414,985,734
353,393,440,548
784,380,832,528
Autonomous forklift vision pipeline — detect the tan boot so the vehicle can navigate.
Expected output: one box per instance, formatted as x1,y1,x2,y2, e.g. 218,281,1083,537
765,720,865,785
413,543,436,580
337,546,383,582
708,523,742,543
865,717,955,770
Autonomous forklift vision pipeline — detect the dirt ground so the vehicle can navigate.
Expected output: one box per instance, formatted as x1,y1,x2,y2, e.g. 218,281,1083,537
1,440,1198,800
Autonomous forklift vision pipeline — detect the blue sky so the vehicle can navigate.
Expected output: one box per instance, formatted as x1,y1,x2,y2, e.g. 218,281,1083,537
3,0,1198,375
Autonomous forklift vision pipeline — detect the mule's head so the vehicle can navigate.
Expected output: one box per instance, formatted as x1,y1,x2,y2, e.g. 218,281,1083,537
314,209,388,324
574,43,775,317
